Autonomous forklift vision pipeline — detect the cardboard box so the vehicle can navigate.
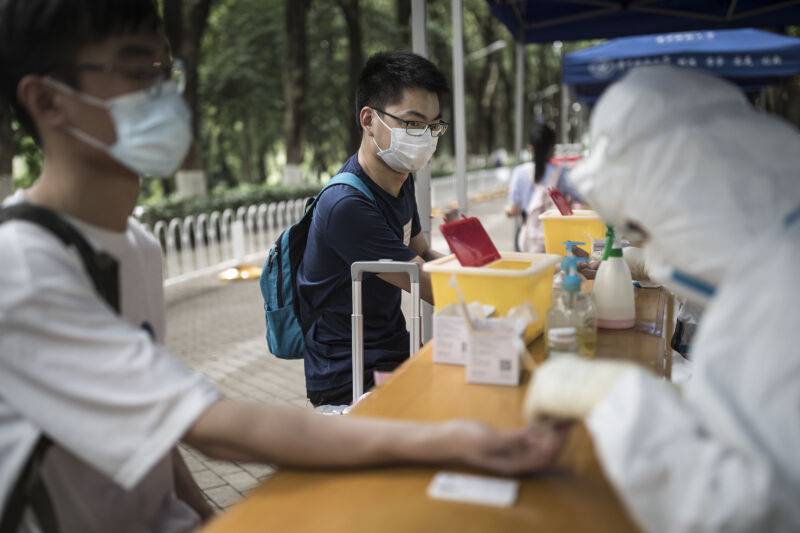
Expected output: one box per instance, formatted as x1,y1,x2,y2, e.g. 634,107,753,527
465,320,522,386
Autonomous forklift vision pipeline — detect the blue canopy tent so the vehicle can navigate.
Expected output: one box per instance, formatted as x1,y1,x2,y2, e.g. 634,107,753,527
487,1,800,43
563,28,800,101
482,1,800,147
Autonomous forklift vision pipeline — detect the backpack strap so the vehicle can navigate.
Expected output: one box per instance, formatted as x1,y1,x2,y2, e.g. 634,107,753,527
0,436,57,533
299,172,377,334
0,202,122,533
0,203,120,313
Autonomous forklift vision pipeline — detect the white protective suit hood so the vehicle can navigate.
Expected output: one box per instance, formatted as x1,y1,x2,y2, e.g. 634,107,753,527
569,65,800,302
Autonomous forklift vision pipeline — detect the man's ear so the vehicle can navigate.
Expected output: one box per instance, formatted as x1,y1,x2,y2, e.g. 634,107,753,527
359,107,375,136
17,75,69,130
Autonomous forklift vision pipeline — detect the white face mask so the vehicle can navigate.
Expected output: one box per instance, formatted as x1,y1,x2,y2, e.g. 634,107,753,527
372,112,438,174
45,78,192,177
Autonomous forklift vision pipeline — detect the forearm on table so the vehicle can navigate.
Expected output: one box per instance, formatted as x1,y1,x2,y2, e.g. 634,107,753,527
183,399,456,468
377,259,435,304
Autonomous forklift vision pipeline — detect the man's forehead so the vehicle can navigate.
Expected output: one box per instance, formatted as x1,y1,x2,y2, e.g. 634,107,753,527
387,88,441,120
79,34,169,61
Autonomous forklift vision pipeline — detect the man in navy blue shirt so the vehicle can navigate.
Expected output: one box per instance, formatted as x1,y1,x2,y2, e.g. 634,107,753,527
298,52,449,406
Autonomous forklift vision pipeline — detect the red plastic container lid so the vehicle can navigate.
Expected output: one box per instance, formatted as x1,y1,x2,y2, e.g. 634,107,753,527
547,186,573,216
439,216,501,267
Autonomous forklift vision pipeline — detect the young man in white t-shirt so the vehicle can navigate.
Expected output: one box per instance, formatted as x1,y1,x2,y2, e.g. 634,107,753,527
0,1,566,531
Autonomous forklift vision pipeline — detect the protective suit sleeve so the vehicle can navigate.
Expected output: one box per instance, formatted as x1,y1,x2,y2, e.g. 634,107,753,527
586,233,800,533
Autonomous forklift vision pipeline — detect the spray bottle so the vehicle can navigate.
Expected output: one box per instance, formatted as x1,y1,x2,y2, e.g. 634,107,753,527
545,250,597,358
593,226,635,329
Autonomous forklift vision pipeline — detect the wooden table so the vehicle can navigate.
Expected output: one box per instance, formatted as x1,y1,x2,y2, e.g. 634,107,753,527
204,288,667,533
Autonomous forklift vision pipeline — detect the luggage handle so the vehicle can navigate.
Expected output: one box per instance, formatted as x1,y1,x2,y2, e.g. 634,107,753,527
351,260,421,404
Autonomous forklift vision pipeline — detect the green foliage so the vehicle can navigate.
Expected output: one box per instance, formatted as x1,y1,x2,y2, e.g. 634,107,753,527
199,0,287,189
11,121,42,189
135,183,322,226
4,0,591,204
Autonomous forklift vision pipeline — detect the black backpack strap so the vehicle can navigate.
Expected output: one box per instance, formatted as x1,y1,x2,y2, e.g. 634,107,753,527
0,203,120,312
0,437,57,533
0,202,123,533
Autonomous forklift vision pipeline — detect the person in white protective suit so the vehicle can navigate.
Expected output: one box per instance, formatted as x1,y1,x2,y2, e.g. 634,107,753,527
524,65,800,533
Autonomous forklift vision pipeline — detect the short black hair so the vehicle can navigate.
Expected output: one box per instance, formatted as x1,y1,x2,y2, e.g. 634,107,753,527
355,51,449,129
0,0,161,140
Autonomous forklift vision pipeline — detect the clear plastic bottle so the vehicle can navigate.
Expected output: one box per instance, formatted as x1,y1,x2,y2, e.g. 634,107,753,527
545,265,597,359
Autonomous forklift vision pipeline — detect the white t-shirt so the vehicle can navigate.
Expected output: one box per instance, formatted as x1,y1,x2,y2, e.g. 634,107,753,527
0,192,220,532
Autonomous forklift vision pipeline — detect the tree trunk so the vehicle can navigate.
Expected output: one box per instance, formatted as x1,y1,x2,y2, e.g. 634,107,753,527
163,0,214,197
396,0,411,48
283,0,311,185
338,0,363,155
240,111,255,183
0,106,13,200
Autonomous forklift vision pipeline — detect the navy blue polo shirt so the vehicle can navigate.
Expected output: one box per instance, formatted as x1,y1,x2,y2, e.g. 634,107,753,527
297,154,421,391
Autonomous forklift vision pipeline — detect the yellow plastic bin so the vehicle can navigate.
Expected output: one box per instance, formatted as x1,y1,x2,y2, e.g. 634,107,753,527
539,209,607,257
423,252,560,343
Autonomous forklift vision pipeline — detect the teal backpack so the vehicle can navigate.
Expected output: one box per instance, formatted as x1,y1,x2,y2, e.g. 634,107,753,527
259,173,375,359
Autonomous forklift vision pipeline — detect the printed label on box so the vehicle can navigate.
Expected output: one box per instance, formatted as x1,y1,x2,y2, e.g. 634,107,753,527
465,326,520,386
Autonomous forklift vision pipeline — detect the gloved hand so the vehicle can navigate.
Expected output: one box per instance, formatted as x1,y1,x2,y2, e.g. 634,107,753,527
523,355,635,422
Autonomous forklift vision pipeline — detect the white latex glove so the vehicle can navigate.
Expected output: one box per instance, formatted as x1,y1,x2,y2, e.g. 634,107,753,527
523,355,635,421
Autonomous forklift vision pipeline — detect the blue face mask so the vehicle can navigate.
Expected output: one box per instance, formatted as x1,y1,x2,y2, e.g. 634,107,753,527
44,78,192,177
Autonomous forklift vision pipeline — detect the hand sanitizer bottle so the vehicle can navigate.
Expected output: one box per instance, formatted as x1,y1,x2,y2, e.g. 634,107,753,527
552,241,590,300
593,226,635,329
545,256,597,358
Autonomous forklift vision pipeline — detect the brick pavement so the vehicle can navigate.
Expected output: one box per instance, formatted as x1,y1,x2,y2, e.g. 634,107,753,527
165,274,309,512
165,194,514,513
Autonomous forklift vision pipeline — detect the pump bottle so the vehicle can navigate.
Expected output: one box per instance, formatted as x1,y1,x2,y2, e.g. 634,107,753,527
552,240,590,300
545,252,597,358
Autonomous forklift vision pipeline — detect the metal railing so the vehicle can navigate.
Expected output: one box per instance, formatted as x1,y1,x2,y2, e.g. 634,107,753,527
144,168,511,286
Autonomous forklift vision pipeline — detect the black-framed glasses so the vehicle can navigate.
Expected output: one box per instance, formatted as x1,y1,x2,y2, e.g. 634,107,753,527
374,108,449,137
73,58,186,96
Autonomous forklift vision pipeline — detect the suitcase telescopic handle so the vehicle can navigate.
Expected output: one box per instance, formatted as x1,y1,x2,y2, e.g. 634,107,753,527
350,261,421,404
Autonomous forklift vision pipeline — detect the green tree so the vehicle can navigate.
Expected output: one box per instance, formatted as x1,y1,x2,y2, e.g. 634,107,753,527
0,105,12,199
163,0,217,197
283,0,311,184
199,0,285,188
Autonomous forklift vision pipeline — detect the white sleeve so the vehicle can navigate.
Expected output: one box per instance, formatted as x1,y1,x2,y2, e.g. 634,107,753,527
0,225,220,490
586,248,800,532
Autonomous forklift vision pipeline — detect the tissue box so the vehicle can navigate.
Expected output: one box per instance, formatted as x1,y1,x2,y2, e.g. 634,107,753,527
433,310,469,365
433,303,495,365
465,320,522,386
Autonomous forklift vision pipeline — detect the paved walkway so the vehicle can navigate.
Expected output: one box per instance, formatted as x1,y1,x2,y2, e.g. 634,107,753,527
166,193,514,512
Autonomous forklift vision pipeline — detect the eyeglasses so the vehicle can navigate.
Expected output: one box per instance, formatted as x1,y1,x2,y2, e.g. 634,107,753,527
374,108,449,137
72,58,186,96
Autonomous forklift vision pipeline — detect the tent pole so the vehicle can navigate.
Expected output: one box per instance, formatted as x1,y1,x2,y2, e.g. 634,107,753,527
452,0,468,216
411,0,434,344
561,81,569,144
411,0,431,245
514,40,525,162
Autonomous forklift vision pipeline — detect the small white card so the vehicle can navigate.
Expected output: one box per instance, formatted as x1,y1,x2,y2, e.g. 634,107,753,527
427,471,519,507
